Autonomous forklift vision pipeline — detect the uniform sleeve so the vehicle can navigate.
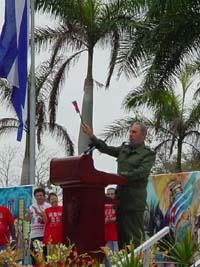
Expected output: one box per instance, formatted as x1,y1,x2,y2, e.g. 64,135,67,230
91,136,121,158
120,150,156,182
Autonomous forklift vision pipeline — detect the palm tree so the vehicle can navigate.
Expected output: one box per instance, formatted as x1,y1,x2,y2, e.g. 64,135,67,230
0,59,74,185
34,0,132,154
116,0,200,90
101,64,200,172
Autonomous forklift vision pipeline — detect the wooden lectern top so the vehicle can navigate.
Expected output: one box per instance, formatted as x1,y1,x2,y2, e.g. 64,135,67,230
50,154,127,187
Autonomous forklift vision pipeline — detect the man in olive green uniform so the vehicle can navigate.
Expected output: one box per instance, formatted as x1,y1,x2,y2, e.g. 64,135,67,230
81,122,156,249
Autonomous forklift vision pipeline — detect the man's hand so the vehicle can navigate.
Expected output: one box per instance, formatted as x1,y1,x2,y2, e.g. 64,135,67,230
32,206,45,217
81,123,94,139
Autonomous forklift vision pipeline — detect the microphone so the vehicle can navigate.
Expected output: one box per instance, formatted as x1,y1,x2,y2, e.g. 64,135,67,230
84,143,96,155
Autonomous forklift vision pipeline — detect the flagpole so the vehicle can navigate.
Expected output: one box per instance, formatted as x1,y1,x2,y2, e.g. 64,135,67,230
29,0,36,185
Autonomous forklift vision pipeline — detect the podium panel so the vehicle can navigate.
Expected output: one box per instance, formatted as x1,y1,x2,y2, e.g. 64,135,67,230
50,154,127,254
63,185,105,253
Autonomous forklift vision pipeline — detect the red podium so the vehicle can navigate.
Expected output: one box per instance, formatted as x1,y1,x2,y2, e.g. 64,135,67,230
50,154,127,254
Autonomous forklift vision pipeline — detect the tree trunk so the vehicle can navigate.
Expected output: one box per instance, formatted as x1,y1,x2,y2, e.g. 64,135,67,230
21,86,30,185
20,133,30,185
78,47,94,154
175,138,182,173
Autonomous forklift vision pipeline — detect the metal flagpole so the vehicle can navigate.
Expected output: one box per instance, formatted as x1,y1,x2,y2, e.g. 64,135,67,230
29,0,36,185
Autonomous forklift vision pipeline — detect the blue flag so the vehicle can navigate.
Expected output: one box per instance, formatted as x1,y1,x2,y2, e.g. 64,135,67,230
0,0,28,141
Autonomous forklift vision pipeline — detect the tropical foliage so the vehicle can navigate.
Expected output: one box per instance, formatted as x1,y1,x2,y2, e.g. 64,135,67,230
157,230,199,267
101,64,200,172
101,240,144,267
0,59,74,184
116,0,200,91
153,150,200,174
34,0,143,153
1,0,200,181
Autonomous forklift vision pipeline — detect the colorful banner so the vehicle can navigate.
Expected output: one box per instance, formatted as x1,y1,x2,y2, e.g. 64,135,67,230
145,171,200,241
0,185,32,218
0,185,33,262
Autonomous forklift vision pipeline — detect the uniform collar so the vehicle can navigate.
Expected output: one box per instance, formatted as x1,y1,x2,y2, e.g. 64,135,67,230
128,142,145,150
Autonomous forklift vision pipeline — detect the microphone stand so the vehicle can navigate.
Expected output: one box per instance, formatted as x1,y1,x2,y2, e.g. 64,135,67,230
83,143,96,155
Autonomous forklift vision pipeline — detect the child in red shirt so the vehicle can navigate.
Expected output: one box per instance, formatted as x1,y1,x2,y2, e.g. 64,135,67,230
42,193,63,245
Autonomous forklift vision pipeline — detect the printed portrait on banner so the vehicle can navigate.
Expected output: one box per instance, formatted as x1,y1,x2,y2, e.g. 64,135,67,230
145,171,200,242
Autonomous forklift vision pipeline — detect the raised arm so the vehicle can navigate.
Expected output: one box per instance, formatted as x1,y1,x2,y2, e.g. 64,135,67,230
81,123,94,139
81,123,121,158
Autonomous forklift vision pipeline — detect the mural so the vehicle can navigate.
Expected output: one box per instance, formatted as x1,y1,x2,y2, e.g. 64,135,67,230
0,185,32,218
145,171,200,242
0,185,33,262
0,175,199,264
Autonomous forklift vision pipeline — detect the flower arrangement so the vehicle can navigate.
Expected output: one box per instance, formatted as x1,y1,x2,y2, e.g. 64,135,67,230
101,240,144,267
0,244,19,267
32,240,99,267
100,230,200,267
0,230,199,267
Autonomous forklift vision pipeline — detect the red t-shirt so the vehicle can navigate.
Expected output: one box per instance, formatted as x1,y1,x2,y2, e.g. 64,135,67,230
105,204,118,241
0,206,15,245
43,206,63,245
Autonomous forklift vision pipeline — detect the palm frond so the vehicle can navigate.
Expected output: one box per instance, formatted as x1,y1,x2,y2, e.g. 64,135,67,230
49,50,86,128
100,116,151,143
0,118,20,136
0,79,13,109
35,0,67,15
142,3,200,88
106,30,120,88
182,140,200,153
34,25,63,52
49,25,87,68
185,102,200,130
46,123,74,155
36,101,47,147
154,138,173,151
123,86,180,124
94,79,104,89
169,135,177,158
184,130,200,147
117,22,152,79
100,118,132,143
34,59,58,97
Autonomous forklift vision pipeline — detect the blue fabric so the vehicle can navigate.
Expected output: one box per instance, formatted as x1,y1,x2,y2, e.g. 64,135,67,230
0,0,17,77
105,241,119,267
0,244,7,251
0,0,28,141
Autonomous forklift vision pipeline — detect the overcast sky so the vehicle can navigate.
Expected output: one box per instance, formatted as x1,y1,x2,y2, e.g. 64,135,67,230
0,0,138,177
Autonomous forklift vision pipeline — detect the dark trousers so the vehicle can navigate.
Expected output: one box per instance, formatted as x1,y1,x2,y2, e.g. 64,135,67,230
30,237,47,266
116,208,144,250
